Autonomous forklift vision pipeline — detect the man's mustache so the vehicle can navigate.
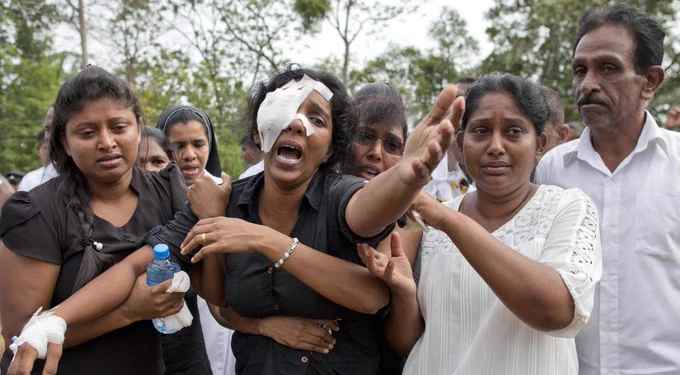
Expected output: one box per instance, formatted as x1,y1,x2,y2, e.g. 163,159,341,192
577,96,607,107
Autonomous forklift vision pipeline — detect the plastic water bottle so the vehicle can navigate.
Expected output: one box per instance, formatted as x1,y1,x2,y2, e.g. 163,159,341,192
146,244,181,334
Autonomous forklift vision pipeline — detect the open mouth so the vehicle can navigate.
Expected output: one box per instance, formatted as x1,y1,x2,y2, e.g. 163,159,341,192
274,141,304,166
181,166,202,177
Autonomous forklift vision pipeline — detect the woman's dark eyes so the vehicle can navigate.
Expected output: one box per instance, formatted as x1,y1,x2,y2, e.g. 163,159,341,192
112,123,128,132
310,116,326,127
507,127,524,135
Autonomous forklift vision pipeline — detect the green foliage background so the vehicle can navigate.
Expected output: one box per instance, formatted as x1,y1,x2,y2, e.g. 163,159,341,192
1,0,678,176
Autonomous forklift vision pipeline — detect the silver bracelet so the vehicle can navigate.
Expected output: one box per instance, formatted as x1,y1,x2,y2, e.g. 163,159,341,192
273,237,300,269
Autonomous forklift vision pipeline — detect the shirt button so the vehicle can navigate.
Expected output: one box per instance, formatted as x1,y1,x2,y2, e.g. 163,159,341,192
301,356,309,364
267,266,273,274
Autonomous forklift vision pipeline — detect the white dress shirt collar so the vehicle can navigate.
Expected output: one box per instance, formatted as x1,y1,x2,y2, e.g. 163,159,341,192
564,111,668,176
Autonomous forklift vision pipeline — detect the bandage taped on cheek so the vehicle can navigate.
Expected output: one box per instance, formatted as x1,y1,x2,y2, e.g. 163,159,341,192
256,75,334,153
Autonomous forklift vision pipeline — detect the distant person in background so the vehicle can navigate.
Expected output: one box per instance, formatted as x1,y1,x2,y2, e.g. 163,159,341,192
157,105,222,185
424,77,476,202
541,87,571,153
238,132,265,179
666,106,680,130
138,127,172,172
3,172,24,190
565,121,585,141
240,134,263,168
156,105,221,375
17,108,59,191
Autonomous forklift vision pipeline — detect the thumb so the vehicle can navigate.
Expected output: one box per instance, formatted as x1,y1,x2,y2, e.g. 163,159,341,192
151,278,174,294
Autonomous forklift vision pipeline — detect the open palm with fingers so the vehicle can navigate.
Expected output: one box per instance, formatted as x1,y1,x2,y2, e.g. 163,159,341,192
357,232,416,296
398,85,465,188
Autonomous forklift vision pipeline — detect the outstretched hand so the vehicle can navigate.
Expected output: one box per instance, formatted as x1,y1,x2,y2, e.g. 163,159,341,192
397,85,465,188
357,232,416,296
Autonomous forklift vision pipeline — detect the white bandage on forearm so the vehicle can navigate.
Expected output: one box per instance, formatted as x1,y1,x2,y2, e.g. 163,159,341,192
257,74,334,153
157,271,193,332
10,307,67,359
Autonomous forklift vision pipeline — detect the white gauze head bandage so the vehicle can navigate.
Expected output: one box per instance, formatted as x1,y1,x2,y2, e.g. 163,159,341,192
10,307,67,359
256,74,334,153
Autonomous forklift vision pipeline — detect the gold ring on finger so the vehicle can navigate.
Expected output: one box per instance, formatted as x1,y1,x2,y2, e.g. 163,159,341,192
201,233,207,244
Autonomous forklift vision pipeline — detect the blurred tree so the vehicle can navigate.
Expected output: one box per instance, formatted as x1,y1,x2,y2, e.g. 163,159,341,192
0,0,66,174
351,7,478,119
294,0,415,84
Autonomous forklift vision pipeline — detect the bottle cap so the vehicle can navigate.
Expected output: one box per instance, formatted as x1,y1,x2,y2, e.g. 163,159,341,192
153,244,170,260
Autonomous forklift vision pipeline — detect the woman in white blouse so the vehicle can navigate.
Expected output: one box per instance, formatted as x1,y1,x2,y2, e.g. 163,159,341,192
359,74,602,375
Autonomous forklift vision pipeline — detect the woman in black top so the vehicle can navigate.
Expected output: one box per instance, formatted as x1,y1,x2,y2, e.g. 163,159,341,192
0,66,226,375
161,68,463,375
138,124,214,375
8,67,463,375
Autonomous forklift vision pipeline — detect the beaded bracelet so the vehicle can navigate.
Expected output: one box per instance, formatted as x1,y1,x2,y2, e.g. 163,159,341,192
273,237,300,269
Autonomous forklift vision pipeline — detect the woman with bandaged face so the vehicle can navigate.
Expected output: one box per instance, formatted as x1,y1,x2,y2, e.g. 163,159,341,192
8,67,462,375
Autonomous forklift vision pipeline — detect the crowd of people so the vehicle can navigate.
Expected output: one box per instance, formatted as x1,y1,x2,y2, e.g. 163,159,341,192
0,4,678,375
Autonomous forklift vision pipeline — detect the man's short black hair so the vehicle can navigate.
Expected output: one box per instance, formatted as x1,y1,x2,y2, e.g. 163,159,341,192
574,5,665,73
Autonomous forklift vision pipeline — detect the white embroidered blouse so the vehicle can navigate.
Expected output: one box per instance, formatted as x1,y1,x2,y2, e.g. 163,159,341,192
403,185,602,375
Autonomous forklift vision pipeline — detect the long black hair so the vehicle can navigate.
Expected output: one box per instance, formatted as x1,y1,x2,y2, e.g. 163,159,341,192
156,105,222,177
49,65,143,292
247,66,354,171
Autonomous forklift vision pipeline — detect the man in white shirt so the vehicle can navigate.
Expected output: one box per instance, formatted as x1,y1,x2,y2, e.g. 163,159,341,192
238,133,265,179
535,5,680,375
18,109,58,191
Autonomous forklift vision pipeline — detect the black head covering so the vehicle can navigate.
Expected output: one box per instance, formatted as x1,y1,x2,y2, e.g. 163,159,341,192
156,105,222,176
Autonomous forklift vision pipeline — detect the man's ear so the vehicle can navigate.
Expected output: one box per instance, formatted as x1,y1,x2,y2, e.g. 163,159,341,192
641,65,665,102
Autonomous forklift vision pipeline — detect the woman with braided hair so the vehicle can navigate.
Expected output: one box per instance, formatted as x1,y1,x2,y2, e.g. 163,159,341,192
0,66,228,374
